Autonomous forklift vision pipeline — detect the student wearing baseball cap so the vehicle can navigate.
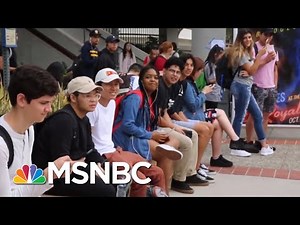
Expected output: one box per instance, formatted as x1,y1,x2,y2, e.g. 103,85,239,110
86,68,169,197
32,76,116,197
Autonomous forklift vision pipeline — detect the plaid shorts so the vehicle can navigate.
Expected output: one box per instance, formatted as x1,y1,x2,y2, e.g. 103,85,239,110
204,109,217,123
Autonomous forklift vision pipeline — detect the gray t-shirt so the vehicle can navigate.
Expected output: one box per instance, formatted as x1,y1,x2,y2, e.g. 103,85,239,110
233,53,253,86
204,63,222,102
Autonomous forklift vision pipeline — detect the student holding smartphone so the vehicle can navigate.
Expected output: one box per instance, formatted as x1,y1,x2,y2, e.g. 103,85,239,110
204,44,224,109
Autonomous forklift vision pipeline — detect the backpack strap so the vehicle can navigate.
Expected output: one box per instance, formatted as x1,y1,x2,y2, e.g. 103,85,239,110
253,43,258,57
54,108,79,144
113,90,144,133
0,125,14,168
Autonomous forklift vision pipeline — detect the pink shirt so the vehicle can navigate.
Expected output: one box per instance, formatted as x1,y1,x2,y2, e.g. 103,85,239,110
253,41,279,88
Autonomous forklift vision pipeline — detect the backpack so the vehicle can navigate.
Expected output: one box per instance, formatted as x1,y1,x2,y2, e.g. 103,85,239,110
69,54,82,78
0,125,14,168
195,71,207,91
0,125,31,168
113,90,144,133
253,43,259,57
215,54,240,89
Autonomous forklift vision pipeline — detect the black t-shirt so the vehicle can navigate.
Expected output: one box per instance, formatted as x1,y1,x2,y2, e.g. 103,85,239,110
157,76,171,116
167,80,188,116
32,104,96,170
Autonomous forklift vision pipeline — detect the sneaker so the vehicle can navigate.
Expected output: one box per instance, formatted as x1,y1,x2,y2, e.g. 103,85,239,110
171,179,194,194
247,140,276,152
230,138,256,154
260,145,274,156
185,174,209,186
147,185,168,197
210,154,233,167
229,138,246,150
200,163,217,175
230,149,251,157
243,140,261,153
196,169,215,183
156,144,183,160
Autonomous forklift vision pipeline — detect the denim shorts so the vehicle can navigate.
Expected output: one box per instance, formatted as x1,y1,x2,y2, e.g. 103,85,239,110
204,109,217,123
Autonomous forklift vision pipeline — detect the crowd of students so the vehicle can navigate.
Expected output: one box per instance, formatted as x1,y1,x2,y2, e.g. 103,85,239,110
0,28,277,196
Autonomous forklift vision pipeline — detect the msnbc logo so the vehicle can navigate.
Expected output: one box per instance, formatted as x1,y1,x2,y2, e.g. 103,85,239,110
13,164,46,184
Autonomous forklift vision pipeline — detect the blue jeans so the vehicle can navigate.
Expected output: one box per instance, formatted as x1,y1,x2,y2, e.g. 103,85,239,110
230,81,265,141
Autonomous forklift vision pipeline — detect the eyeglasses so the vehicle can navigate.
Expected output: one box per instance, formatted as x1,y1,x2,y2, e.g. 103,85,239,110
168,68,181,75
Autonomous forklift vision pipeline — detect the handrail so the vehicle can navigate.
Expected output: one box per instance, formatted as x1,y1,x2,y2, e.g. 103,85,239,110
25,28,78,60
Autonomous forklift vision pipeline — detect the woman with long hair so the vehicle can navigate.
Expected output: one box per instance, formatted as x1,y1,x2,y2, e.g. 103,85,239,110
228,28,274,156
112,65,182,194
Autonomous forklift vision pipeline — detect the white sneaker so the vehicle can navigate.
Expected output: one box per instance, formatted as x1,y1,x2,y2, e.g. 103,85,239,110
156,144,183,160
200,163,217,175
230,149,252,157
260,146,274,156
197,168,215,183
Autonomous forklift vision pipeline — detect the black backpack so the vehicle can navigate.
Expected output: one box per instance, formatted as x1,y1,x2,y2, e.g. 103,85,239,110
0,125,29,168
215,54,240,89
253,43,259,56
0,108,78,169
69,54,82,78
0,125,14,168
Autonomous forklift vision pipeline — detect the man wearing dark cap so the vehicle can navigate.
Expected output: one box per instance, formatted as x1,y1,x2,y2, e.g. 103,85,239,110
105,35,120,43
95,35,120,72
72,29,101,80
89,29,101,38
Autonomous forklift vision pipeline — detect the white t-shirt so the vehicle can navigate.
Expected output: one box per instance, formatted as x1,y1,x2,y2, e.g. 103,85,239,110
0,116,52,196
87,101,116,155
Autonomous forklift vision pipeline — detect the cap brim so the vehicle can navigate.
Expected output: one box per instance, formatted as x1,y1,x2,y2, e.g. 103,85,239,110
101,75,124,84
77,84,103,93
107,39,120,43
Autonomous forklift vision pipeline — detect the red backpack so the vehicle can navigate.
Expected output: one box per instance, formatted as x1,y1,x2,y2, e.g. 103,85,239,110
113,89,144,133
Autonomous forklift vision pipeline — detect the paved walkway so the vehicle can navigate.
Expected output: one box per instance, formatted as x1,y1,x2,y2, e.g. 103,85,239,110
169,138,300,197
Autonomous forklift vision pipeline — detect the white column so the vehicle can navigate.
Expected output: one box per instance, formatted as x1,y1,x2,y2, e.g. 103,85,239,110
191,28,226,59
166,28,179,43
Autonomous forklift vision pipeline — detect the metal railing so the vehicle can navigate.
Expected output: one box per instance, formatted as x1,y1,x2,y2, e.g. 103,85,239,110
101,28,159,53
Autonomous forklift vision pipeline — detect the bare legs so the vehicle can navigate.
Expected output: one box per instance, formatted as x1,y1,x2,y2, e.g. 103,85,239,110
192,122,213,169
